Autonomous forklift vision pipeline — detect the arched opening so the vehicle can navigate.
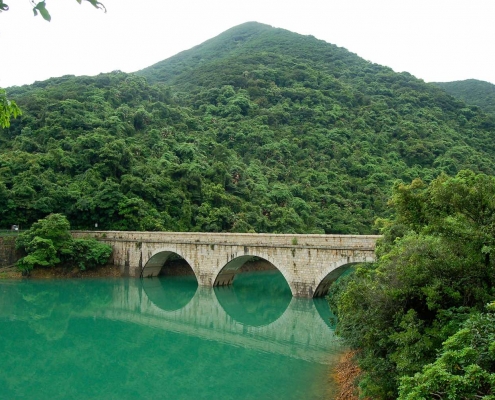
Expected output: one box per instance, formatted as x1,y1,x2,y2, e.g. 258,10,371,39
141,251,196,279
214,270,292,327
158,253,196,277
213,256,279,287
140,250,198,312
313,263,356,298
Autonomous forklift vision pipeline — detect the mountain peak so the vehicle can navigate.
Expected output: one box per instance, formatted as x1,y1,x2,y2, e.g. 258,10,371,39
136,22,360,89
136,22,275,85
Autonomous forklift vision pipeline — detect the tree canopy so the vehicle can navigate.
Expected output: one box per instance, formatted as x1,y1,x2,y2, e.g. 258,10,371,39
433,79,495,117
398,302,495,399
329,170,495,399
16,213,112,274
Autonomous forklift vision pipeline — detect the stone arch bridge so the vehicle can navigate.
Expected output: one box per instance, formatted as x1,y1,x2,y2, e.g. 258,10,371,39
72,231,380,297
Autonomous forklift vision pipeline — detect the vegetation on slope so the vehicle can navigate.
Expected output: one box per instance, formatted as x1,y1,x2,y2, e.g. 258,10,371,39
399,303,495,399
330,170,495,399
2,22,495,234
433,79,495,116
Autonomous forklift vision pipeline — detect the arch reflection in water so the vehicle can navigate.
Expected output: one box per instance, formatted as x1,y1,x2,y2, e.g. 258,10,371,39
313,297,335,329
142,276,198,312
107,272,343,364
214,270,292,327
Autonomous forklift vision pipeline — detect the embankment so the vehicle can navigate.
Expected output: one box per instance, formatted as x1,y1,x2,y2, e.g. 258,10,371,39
0,236,20,268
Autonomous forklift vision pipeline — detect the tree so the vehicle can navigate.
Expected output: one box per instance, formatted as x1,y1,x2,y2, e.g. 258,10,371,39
16,213,112,274
0,0,105,22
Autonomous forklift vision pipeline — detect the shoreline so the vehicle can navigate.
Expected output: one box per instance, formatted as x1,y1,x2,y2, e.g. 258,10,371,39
330,350,366,400
0,264,122,280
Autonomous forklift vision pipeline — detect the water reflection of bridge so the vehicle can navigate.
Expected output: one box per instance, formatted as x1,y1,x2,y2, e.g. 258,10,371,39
96,278,343,365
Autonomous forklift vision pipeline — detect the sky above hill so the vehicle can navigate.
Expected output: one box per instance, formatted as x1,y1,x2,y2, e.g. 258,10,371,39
1,0,494,88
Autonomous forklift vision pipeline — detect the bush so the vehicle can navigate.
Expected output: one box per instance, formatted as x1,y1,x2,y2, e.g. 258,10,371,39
69,239,112,271
16,213,112,274
16,236,60,274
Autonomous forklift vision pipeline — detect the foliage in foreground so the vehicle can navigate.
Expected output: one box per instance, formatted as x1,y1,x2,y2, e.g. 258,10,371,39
16,213,112,274
0,88,21,128
329,170,495,399
398,302,495,399
0,0,104,22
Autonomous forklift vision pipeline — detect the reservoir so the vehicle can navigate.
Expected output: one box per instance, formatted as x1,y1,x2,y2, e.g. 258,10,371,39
0,271,344,399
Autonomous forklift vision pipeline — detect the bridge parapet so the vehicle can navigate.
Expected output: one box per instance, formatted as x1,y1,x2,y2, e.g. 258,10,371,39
73,231,378,249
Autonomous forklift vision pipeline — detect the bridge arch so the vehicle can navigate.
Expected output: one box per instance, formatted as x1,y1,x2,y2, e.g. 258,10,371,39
213,253,296,295
313,254,375,297
140,248,198,281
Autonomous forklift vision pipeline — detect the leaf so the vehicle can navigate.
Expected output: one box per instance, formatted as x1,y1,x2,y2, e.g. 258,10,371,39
85,0,106,12
33,1,51,21
0,89,22,128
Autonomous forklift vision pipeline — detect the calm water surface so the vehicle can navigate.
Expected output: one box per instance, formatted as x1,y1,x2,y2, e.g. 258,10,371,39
0,271,344,399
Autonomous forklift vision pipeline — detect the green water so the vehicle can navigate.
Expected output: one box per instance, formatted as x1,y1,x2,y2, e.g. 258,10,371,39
0,271,344,399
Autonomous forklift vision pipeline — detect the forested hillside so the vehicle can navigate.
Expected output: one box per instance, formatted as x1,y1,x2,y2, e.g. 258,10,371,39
2,22,495,233
433,79,495,116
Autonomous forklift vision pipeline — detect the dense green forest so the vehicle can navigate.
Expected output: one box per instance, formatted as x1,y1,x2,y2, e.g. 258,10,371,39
2,22,495,234
433,79,495,116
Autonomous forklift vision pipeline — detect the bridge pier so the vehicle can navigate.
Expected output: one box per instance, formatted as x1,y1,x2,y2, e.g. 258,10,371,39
71,231,379,298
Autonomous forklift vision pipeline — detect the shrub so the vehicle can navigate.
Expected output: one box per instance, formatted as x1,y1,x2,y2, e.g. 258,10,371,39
16,213,112,273
69,239,112,271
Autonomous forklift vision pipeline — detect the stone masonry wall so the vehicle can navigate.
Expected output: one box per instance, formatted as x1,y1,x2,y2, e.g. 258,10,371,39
0,237,20,268
72,231,379,249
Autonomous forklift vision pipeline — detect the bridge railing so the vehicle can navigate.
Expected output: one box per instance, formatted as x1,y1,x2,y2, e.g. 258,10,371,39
72,231,381,250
